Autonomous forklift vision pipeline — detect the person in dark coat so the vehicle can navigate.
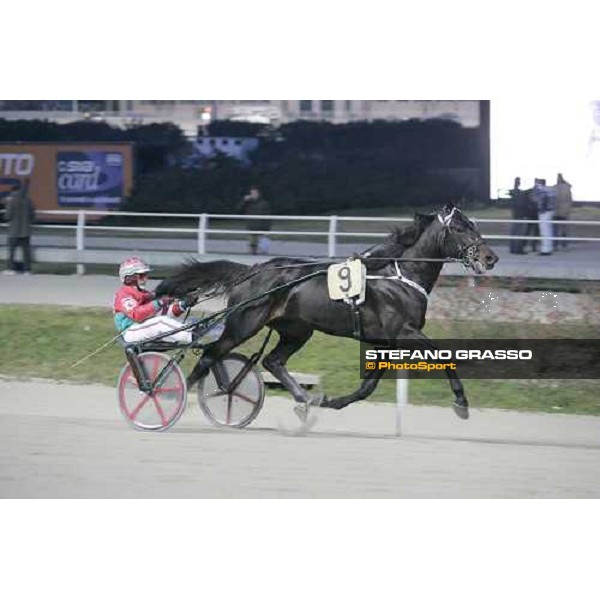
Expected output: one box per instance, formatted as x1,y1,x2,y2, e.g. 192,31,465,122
237,186,272,255
509,177,529,254
3,182,36,274
522,185,540,253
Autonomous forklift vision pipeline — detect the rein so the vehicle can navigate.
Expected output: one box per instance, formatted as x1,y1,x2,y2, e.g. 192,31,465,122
189,255,465,304
70,333,123,368
360,256,465,264
249,256,464,267
232,256,465,282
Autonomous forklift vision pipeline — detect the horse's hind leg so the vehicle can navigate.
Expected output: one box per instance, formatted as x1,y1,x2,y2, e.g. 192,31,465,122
262,324,314,405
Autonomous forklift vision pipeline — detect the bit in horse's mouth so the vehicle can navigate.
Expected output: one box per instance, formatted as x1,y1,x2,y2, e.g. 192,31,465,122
472,261,486,274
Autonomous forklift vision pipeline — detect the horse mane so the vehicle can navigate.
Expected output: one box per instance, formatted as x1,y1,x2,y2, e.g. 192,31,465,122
154,259,250,297
155,257,325,297
361,213,435,267
390,213,436,246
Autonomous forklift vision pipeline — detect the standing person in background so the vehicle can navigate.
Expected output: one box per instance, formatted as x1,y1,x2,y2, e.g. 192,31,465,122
2,180,36,275
553,173,573,250
509,177,529,254
237,186,272,255
522,184,540,253
532,178,555,256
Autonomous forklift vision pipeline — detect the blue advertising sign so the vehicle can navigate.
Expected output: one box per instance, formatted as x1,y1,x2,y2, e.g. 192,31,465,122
56,151,124,206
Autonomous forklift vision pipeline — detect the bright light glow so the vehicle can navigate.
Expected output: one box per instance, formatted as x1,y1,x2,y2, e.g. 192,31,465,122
491,99,600,201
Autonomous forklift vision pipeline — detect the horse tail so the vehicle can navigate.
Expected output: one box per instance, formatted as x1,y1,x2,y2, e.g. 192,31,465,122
155,259,250,297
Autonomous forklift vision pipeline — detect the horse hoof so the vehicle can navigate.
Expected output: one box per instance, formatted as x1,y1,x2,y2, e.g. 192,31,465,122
308,393,326,408
452,401,469,420
281,407,318,435
293,403,309,422
293,394,325,422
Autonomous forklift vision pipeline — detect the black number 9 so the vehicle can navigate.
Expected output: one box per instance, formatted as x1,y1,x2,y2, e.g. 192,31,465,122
338,266,352,293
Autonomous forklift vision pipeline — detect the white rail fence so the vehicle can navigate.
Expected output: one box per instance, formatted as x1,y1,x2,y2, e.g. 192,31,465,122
2,209,600,275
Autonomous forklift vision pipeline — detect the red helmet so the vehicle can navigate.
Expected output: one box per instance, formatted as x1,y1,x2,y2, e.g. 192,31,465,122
119,257,151,284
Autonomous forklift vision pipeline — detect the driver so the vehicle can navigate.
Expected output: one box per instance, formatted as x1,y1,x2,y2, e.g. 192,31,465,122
113,256,198,343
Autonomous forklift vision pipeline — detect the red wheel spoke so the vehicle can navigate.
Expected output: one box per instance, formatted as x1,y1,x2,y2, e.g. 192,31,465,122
151,395,168,426
119,354,187,431
129,394,151,419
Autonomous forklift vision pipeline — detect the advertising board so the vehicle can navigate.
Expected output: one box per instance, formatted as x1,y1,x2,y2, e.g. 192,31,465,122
0,142,134,218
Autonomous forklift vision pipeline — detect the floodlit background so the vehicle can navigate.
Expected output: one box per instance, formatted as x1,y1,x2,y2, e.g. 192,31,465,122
491,99,600,201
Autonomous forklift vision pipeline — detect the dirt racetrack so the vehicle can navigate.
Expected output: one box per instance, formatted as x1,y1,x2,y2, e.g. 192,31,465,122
1,376,600,498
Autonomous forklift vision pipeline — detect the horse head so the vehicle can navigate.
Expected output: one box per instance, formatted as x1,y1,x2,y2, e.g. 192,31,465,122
435,204,498,274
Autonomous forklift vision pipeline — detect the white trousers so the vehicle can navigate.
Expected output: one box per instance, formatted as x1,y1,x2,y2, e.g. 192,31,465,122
122,315,192,344
538,211,554,254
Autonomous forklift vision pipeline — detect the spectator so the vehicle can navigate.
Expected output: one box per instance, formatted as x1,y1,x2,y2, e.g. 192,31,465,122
2,181,36,275
532,178,555,255
509,177,529,254
522,186,540,253
237,186,272,255
553,173,573,249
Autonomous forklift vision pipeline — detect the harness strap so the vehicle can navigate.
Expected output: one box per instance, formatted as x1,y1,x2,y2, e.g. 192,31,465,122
350,298,363,339
437,207,458,226
366,261,428,300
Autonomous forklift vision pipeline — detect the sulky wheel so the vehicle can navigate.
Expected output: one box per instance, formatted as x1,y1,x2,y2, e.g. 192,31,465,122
117,352,187,432
197,352,265,428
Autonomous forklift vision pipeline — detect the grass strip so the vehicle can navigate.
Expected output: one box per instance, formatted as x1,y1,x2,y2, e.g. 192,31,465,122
0,305,598,415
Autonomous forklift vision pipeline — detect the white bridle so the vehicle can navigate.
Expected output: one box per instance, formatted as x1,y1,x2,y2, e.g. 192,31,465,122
437,206,458,227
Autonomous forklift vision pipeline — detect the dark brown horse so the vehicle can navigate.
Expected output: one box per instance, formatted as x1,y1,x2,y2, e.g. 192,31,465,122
156,205,498,420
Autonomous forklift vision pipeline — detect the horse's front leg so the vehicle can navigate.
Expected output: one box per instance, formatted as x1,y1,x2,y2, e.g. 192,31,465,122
445,367,469,420
396,326,469,420
320,368,385,410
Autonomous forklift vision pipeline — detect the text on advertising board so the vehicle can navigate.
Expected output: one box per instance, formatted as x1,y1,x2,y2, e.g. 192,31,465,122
0,154,35,176
56,151,124,206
